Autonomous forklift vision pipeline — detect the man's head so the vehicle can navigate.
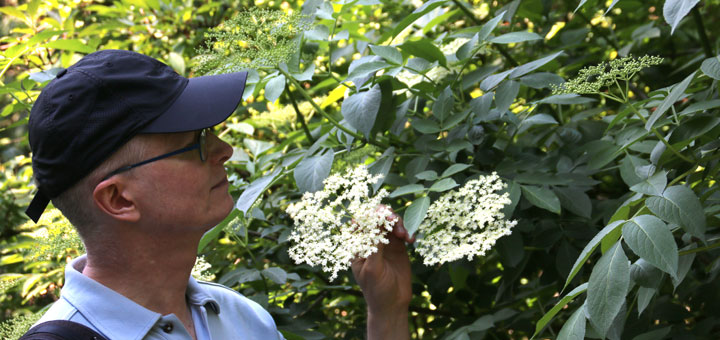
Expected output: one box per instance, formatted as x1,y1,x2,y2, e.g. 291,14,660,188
27,50,247,236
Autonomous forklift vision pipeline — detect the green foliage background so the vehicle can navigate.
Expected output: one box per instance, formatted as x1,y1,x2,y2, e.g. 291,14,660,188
1,0,720,339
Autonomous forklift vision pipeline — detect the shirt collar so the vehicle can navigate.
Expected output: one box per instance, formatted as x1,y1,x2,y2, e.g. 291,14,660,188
186,276,221,314
61,255,220,339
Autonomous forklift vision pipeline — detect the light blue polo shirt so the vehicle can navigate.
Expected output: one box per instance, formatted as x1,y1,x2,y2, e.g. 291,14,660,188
35,255,284,340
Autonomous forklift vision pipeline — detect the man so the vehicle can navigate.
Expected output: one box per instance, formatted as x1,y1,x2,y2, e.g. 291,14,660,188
26,49,413,339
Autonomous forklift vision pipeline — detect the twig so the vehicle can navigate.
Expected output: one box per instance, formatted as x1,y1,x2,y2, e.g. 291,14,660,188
285,89,315,144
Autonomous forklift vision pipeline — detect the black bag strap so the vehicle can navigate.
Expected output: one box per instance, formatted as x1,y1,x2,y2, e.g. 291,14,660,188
20,320,108,340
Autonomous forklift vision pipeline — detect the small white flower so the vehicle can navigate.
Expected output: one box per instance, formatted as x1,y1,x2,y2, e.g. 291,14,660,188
415,172,517,266
286,165,396,280
191,256,216,281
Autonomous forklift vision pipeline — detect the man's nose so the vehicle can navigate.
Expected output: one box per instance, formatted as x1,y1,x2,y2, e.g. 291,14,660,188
207,132,233,164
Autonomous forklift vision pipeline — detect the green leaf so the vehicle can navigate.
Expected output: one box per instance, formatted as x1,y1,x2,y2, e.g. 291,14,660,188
293,150,334,193
490,31,542,44
480,69,513,91
554,187,592,219
636,287,656,316
29,67,63,83
478,11,506,41
646,185,706,241
517,114,558,134
244,138,274,157
43,39,96,53
629,170,667,196
262,267,288,284
535,94,595,105
583,140,620,170
455,33,479,60
369,44,403,65
632,327,671,340
227,122,255,136
668,114,720,145
514,172,570,185
630,258,665,289
700,55,720,80
564,220,625,290
574,0,590,13
198,209,240,253
673,244,696,288
619,155,650,187
520,72,564,89
347,61,390,82
168,51,185,75
412,118,441,134
404,196,430,237
264,74,286,103
415,170,438,181
443,108,472,130
520,185,561,214
389,184,426,198
432,86,454,124
470,93,493,120
400,38,447,67
0,6,31,26
532,283,588,339
423,9,460,34
663,0,700,34
236,168,282,213
502,180,521,217
495,80,520,113
441,163,472,178
677,99,720,116
305,24,330,40
509,51,564,79
342,85,382,137
622,215,678,279
556,307,586,340
646,71,696,130
586,242,630,339
429,178,458,192
385,0,447,41
368,147,395,192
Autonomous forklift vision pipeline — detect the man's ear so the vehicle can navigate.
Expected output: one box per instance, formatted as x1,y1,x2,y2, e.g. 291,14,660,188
93,178,141,222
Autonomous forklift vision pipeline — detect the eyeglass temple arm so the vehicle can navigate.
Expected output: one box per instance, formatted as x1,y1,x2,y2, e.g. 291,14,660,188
101,144,200,181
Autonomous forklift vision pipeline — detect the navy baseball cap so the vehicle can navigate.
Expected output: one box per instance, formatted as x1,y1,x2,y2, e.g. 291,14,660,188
26,49,248,222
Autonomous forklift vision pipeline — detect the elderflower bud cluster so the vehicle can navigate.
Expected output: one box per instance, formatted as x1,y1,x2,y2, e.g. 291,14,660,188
194,8,310,74
552,55,663,95
286,165,397,280
415,172,517,266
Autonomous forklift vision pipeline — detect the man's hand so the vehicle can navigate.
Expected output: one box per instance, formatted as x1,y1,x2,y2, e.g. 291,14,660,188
351,206,414,340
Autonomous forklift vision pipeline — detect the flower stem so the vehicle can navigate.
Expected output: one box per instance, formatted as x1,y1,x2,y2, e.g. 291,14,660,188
667,164,699,187
679,240,720,256
285,88,315,143
623,102,695,164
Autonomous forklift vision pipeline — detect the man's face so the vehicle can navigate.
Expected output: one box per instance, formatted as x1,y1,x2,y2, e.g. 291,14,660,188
126,130,234,234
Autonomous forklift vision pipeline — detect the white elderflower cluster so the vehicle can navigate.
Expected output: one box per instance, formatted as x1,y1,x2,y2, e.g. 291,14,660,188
191,256,216,282
415,172,517,266
441,38,470,55
286,165,396,280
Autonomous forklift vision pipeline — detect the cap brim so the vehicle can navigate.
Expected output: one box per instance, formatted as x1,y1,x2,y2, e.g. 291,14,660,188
140,71,248,133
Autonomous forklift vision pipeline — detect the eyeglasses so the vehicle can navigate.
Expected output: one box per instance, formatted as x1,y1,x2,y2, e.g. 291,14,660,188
101,129,208,181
